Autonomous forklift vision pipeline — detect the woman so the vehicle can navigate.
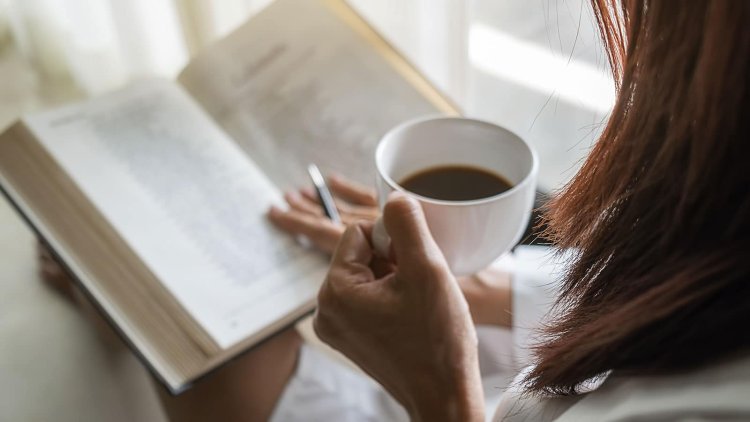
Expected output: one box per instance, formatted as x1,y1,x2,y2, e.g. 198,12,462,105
267,0,750,419
43,0,750,420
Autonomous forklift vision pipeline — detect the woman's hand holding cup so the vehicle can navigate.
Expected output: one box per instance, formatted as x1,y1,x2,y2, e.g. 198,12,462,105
313,193,485,422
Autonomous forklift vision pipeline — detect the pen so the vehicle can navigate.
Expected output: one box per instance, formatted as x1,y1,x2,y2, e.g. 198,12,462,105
307,163,341,224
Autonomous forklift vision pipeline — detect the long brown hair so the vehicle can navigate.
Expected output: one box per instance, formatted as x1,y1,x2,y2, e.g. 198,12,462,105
526,0,750,394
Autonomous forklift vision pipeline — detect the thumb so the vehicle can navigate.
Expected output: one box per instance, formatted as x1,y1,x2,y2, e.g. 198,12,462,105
382,192,448,272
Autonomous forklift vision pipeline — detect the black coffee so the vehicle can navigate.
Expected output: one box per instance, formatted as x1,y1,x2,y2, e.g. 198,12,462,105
400,165,512,201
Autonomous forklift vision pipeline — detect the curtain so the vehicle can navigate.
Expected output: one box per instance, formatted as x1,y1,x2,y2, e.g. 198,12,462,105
4,0,279,93
1,0,466,100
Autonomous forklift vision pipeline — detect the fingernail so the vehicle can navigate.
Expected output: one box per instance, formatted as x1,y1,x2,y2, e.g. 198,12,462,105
268,205,281,216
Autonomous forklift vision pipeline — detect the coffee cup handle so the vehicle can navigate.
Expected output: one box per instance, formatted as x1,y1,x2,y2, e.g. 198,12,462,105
371,217,391,259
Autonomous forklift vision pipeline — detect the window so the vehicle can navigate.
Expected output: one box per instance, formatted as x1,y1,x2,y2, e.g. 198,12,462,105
350,0,613,190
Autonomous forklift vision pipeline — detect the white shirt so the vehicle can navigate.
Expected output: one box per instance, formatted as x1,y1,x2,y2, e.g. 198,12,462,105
494,353,750,421
271,246,750,421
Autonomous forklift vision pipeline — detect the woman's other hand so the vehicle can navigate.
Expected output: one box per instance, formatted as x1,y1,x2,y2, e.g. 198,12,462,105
458,269,513,328
313,193,484,422
267,173,379,254
267,172,513,329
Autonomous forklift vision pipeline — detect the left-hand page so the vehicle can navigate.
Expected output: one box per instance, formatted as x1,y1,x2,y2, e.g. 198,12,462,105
24,79,327,349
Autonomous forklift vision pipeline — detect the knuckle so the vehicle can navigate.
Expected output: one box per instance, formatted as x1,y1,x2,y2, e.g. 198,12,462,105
317,274,346,312
312,311,335,344
315,272,358,342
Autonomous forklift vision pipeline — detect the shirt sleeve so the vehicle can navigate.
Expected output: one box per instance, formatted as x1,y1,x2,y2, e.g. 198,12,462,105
510,245,565,367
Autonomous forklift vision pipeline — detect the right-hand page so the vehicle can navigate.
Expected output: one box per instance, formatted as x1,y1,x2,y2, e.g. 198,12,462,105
178,0,455,190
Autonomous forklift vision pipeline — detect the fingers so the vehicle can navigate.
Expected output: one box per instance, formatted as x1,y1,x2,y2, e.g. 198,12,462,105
284,191,323,216
328,173,377,206
286,189,373,228
270,173,378,256
299,188,379,224
330,223,374,269
382,192,447,271
268,206,343,253
318,224,380,336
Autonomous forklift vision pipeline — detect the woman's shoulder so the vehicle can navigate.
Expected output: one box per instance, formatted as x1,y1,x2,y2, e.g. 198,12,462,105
494,353,750,421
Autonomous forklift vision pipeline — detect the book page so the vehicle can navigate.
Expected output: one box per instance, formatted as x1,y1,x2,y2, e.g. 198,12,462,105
178,0,446,190
24,80,327,348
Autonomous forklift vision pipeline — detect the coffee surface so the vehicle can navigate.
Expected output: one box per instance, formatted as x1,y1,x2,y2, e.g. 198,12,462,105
400,165,512,201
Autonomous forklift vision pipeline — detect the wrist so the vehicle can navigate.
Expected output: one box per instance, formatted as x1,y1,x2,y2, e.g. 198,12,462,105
461,269,513,327
404,365,485,422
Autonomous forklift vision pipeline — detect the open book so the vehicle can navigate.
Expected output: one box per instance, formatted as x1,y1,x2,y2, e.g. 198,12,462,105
0,0,456,393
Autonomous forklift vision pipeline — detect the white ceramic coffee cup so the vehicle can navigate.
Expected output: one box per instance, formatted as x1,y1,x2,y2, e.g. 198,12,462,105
372,116,538,276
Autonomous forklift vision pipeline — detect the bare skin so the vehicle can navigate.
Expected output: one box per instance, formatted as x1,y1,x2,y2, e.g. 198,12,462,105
313,195,486,421
267,174,513,328
39,174,512,421
155,327,302,422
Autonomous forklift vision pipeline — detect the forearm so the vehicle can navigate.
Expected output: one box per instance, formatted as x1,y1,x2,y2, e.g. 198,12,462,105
409,394,484,422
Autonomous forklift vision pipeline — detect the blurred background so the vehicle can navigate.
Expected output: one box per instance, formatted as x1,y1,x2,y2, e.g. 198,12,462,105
0,0,612,420
0,0,612,190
